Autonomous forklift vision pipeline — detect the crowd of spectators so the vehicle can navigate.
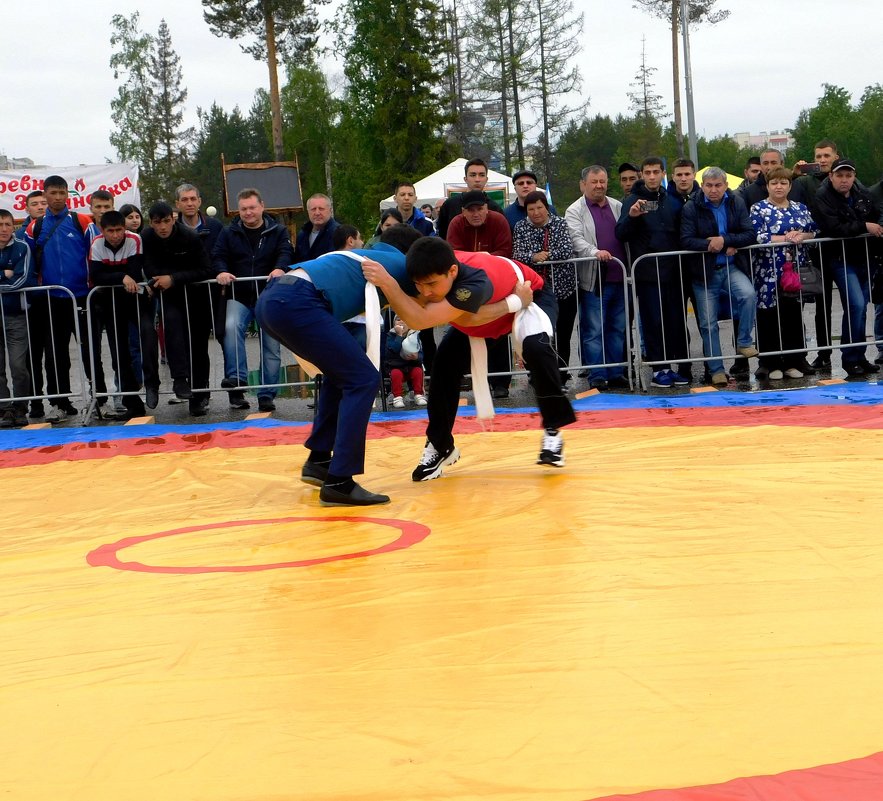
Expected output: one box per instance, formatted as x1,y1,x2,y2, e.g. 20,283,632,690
1,143,881,428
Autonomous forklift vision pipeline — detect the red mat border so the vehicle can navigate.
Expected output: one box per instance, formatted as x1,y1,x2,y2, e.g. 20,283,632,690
3,403,882,470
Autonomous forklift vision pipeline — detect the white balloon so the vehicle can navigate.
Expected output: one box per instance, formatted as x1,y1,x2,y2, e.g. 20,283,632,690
205,206,218,217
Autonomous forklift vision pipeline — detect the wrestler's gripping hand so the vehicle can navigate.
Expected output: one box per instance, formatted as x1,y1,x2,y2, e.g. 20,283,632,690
362,259,394,290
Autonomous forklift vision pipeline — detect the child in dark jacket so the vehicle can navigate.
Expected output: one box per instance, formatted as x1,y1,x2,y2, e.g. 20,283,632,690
386,315,427,408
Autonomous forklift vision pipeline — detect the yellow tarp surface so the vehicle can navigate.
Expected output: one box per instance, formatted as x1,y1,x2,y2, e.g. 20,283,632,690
2,425,883,800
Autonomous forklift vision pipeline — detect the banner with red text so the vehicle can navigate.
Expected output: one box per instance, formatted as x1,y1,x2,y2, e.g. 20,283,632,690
0,163,140,219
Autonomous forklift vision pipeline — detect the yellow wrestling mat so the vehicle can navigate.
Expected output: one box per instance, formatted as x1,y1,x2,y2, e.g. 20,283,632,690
2,404,883,800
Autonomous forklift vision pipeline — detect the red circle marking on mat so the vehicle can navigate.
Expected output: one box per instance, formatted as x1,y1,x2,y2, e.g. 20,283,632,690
86,516,431,574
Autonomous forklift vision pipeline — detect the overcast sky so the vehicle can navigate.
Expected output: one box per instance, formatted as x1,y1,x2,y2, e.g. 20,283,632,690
1,0,877,167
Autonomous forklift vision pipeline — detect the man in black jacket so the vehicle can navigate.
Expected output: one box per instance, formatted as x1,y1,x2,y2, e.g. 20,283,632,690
213,188,294,412
813,158,883,377
615,156,690,388
142,202,214,416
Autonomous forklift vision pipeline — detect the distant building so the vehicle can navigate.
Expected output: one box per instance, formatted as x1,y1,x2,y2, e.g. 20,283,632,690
732,130,794,155
0,155,43,171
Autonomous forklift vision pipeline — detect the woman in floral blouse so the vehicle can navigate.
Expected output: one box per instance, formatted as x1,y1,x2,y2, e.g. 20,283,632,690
513,190,577,380
749,167,818,380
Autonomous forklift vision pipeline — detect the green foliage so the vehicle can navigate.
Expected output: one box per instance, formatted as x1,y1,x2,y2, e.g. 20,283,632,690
790,83,883,180
189,102,273,215
548,116,620,206
280,62,338,202
334,0,455,230
150,20,192,199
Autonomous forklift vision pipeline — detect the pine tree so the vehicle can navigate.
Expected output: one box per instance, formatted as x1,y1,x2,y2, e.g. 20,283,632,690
109,15,190,204
201,0,328,160
150,20,192,198
109,13,159,200
334,0,454,227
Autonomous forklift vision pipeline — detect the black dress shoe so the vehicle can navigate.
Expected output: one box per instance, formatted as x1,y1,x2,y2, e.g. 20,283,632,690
319,482,391,507
189,397,210,416
730,357,750,379
589,378,608,390
794,358,816,376
145,385,159,409
843,362,866,377
229,391,250,410
301,461,330,487
810,355,831,370
173,378,193,399
859,358,880,373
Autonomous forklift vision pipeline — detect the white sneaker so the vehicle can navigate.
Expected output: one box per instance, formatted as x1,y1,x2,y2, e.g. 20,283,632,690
537,431,565,467
414,394,427,406
784,368,803,379
769,369,784,380
392,396,405,409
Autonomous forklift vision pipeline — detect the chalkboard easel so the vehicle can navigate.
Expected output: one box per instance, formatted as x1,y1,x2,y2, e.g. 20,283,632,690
222,154,305,216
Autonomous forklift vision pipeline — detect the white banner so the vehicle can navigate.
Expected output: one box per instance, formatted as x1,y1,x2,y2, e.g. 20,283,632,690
0,163,140,219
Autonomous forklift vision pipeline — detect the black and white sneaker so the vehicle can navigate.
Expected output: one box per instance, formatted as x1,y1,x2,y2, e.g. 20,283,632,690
537,431,565,467
412,442,460,481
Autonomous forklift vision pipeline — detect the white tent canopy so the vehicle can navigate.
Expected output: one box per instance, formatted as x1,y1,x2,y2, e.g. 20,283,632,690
379,158,515,210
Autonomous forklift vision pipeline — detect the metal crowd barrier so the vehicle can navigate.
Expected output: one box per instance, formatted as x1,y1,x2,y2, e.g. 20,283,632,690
0,285,88,418
629,234,883,388
2,236,880,426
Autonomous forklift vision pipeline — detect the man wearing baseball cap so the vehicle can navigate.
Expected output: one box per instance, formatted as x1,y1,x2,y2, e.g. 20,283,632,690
445,191,513,257
503,169,557,230
813,157,883,377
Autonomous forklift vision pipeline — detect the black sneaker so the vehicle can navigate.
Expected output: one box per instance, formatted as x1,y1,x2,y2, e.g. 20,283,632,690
810,355,831,370
229,391,250,410
859,358,880,374
537,431,565,467
319,482,390,507
412,442,460,481
843,362,866,377
258,397,276,412
173,378,192,399
301,460,330,487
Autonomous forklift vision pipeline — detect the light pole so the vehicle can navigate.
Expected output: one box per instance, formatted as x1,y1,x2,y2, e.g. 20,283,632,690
680,0,699,166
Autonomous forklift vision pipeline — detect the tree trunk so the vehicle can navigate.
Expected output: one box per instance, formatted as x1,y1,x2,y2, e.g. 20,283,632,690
671,0,684,157
538,0,551,181
505,0,524,168
496,9,511,173
264,3,285,161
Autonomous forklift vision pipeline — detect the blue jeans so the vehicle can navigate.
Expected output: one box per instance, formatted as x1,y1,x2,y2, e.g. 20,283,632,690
831,261,869,365
223,298,281,399
579,283,627,380
691,264,757,375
